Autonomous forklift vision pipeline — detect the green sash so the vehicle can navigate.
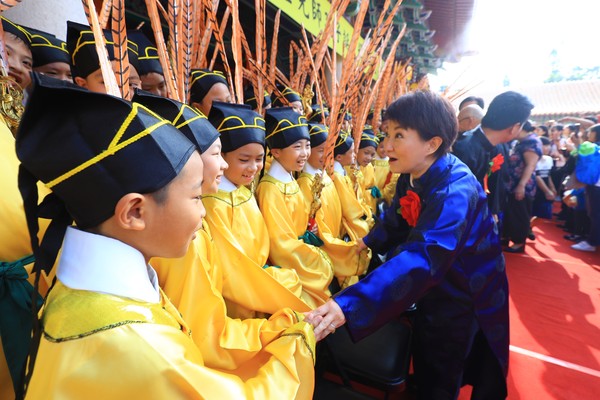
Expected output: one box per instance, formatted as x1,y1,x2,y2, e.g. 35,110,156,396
0,254,42,394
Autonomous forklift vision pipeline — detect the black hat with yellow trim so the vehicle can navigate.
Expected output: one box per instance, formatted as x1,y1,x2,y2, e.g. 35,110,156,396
25,28,70,67
208,101,265,152
132,89,220,154
272,85,301,107
189,68,228,103
264,107,309,149
244,88,271,110
308,123,328,147
359,126,378,149
67,20,115,79
16,72,196,278
1,16,31,49
128,30,163,76
334,130,354,156
308,105,329,124
125,39,141,74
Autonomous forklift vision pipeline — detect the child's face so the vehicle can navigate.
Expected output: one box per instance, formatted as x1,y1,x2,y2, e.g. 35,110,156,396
272,139,310,172
335,147,355,167
543,144,551,155
75,61,120,94
357,146,376,167
307,142,326,169
289,100,304,115
376,140,387,158
196,82,231,116
141,72,167,97
222,142,264,187
146,152,206,259
201,137,228,194
5,33,32,89
34,61,73,83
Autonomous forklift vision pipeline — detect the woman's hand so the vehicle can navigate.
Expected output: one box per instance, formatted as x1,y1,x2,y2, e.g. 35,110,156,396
514,185,525,201
304,300,346,341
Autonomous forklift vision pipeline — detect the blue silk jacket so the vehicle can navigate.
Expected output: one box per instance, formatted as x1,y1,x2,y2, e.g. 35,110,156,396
334,154,509,375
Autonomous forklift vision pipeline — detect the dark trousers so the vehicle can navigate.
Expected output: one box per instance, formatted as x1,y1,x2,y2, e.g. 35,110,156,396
586,185,600,246
503,195,533,245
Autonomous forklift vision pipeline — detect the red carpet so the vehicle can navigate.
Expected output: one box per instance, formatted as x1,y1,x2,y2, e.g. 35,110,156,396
316,215,600,399
487,217,600,400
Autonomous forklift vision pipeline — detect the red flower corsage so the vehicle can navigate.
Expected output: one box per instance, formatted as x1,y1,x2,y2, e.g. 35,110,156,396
398,190,421,227
483,154,504,194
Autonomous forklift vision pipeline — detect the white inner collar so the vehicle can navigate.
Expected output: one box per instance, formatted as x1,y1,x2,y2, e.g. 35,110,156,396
303,162,322,176
218,175,238,192
333,161,346,176
57,227,160,303
267,159,294,183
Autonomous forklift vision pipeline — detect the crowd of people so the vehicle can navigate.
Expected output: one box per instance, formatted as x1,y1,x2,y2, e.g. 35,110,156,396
453,95,600,255
0,7,596,400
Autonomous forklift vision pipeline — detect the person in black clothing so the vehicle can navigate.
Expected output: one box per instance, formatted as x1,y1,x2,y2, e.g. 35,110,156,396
453,91,534,218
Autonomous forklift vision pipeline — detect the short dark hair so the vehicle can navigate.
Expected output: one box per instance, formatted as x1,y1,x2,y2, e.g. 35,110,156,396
537,125,549,136
459,96,485,110
552,124,564,131
522,120,535,133
540,136,551,146
384,91,458,158
566,123,580,134
481,91,534,130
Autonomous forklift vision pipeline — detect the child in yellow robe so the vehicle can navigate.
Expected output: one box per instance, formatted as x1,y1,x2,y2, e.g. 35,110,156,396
18,77,315,399
256,107,334,308
297,123,370,290
356,127,381,216
332,131,374,240
133,92,316,397
202,102,309,319
0,18,56,399
372,127,400,208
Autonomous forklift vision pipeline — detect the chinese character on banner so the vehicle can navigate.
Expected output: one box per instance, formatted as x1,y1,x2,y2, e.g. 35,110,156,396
298,0,310,18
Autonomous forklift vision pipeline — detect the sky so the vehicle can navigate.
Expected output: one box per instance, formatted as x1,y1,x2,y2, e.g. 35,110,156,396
428,0,599,95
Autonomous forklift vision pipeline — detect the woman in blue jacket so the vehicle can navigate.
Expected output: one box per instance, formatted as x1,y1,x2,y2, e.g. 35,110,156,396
307,91,509,400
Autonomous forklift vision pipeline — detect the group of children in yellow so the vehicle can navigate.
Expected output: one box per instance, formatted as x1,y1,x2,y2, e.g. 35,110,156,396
0,15,398,399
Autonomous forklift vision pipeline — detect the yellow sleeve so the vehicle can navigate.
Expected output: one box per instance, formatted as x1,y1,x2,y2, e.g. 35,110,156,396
256,177,333,308
298,174,370,283
382,173,400,205
361,164,378,215
331,172,372,238
0,125,53,400
151,230,311,373
27,318,315,399
373,159,390,189
202,189,309,319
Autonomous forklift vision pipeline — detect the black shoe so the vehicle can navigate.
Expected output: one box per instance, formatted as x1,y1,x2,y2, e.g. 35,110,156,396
527,232,536,241
504,245,525,253
500,239,509,246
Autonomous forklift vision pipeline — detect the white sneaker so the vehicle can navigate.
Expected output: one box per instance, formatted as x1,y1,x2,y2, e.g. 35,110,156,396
571,241,597,252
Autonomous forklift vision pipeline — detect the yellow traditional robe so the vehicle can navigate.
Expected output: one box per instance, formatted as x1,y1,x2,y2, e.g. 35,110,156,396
1,122,53,399
373,158,399,206
256,166,333,308
26,282,315,400
360,163,378,215
151,224,314,385
202,183,309,319
298,170,370,288
332,164,373,239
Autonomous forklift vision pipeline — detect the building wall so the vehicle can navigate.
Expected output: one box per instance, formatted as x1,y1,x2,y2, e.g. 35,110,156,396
3,0,87,40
